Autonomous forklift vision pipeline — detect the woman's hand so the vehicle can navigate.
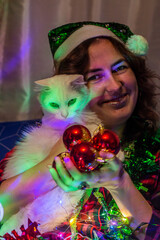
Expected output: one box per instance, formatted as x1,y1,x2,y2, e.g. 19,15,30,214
49,150,124,192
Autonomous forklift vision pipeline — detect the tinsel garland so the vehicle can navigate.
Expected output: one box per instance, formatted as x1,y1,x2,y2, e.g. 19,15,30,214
122,129,160,190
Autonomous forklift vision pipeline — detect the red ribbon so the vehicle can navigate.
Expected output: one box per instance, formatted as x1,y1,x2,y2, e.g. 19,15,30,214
2,219,41,240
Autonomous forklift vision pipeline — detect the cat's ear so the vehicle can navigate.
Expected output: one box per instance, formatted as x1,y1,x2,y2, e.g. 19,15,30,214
35,77,53,87
71,75,88,94
71,75,85,86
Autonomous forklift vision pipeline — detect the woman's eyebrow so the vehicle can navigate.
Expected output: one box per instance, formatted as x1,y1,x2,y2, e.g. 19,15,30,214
85,68,102,75
111,59,126,69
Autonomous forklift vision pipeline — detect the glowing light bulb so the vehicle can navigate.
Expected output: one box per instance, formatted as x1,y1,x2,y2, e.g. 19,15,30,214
70,217,76,225
122,217,129,224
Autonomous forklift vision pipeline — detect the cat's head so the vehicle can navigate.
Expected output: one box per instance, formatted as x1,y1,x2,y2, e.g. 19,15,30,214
35,74,90,120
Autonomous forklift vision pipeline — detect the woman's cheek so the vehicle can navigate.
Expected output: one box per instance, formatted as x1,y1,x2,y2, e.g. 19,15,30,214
88,82,103,97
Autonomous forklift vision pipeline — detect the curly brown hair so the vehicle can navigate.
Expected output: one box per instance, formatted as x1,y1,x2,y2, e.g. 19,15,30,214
54,37,160,141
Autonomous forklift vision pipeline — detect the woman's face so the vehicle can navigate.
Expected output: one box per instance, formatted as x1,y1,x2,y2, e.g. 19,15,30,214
86,39,138,132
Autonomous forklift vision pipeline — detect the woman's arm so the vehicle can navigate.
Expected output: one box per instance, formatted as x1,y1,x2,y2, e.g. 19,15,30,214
107,170,152,225
0,137,66,223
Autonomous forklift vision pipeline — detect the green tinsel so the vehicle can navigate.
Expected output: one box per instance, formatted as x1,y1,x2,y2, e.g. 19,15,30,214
122,129,160,189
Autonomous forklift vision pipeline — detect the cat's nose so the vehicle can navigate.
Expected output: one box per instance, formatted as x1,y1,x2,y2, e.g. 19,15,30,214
61,111,68,118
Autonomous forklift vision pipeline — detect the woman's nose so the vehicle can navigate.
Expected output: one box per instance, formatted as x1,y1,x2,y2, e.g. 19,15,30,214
104,72,122,93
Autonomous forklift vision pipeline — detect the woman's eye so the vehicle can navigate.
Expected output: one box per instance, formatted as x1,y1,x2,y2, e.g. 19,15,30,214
86,74,105,83
68,98,76,106
49,102,59,109
112,65,128,74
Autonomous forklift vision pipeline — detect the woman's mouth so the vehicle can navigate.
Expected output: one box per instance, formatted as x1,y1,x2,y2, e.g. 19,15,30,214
98,93,128,109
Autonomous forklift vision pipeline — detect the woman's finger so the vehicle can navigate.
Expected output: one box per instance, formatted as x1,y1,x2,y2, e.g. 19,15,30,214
54,156,74,186
99,150,121,171
99,150,115,160
63,156,86,182
52,155,84,190
49,167,77,192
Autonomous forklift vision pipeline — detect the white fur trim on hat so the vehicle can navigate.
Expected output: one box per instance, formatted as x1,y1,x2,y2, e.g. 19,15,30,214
54,25,123,62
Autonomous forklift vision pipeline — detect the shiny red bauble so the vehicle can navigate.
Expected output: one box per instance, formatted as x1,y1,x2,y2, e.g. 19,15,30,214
91,129,120,154
70,142,99,172
63,124,91,151
62,125,120,172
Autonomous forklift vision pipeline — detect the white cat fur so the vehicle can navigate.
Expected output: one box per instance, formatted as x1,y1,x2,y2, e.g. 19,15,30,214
0,185,84,235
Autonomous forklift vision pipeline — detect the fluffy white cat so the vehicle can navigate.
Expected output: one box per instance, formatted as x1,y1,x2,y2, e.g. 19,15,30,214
0,74,101,235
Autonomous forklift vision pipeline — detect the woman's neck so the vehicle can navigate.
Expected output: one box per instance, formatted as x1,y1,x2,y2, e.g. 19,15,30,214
104,123,126,139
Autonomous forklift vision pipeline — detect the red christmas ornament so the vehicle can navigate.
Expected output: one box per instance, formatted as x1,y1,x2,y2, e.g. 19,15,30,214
91,129,120,154
70,142,99,172
63,124,91,151
61,125,120,173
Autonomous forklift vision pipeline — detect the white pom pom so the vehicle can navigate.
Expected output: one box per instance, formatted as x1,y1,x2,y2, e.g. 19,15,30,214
126,35,149,56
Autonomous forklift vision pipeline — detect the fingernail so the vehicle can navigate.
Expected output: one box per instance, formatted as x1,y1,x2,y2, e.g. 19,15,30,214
100,150,115,159
106,152,115,159
63,156,70,163
96,158,105,163
47,164,52,169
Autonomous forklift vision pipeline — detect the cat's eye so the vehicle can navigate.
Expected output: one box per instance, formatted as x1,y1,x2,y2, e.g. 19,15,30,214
68,98,76,106
49,102,59,109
